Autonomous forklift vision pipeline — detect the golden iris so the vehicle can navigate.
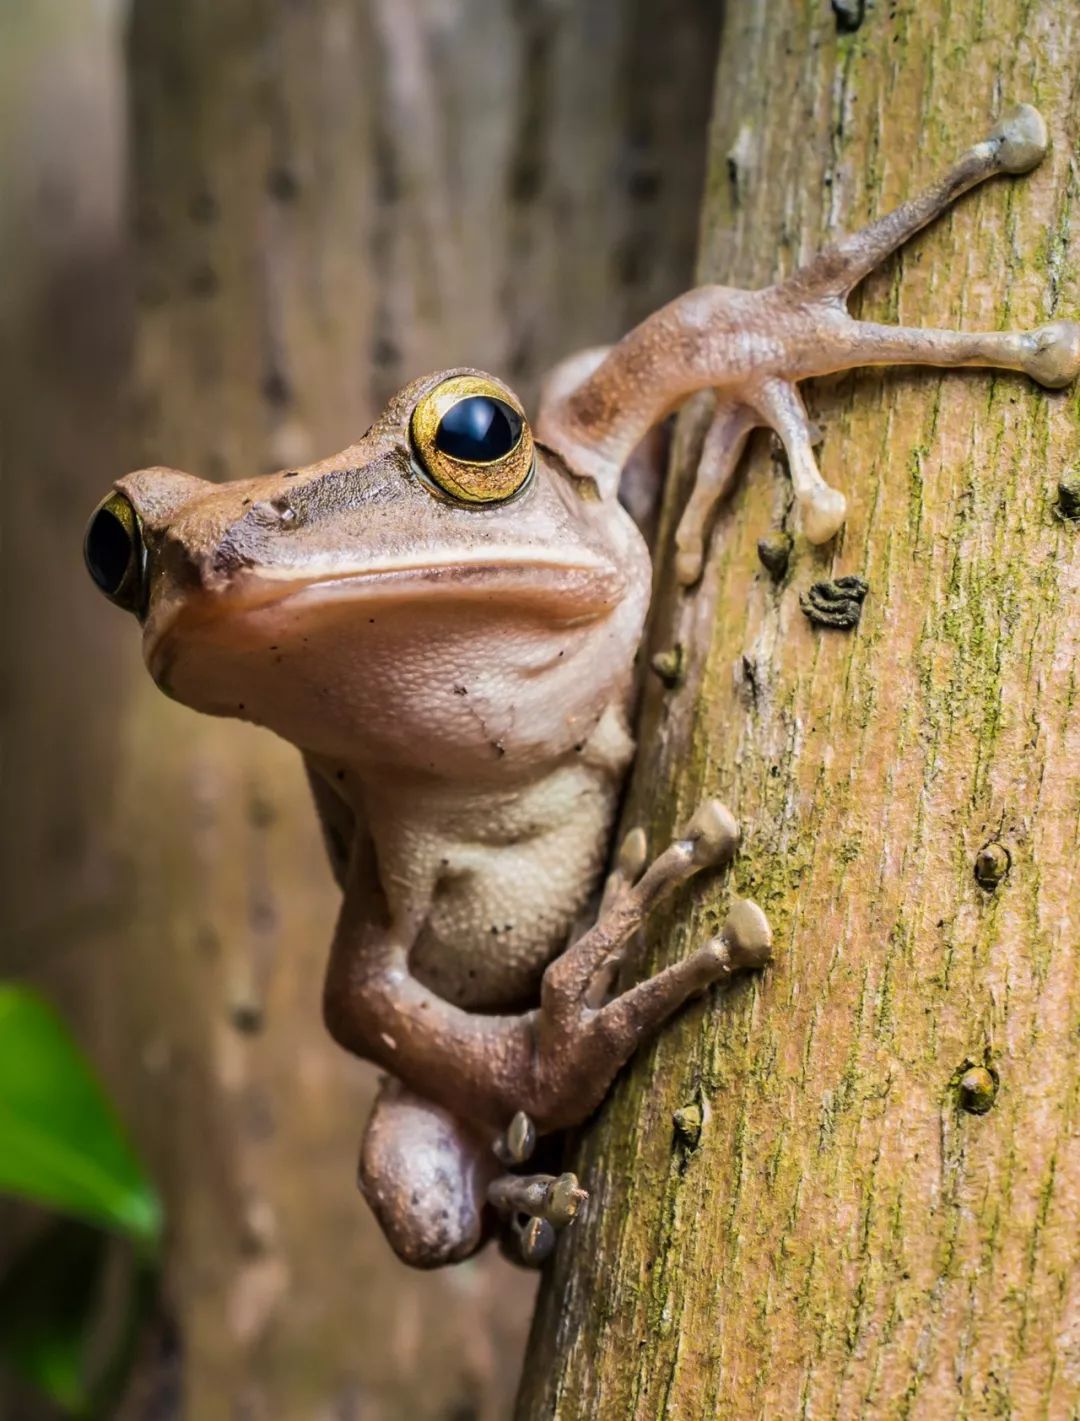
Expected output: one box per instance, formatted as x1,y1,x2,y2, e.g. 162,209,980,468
411,375,534,504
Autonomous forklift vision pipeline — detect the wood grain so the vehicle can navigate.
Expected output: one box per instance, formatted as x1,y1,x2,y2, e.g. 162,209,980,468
518,4,1080,1417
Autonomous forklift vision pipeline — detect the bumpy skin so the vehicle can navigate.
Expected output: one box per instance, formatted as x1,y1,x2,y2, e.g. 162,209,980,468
92,105,1080,1268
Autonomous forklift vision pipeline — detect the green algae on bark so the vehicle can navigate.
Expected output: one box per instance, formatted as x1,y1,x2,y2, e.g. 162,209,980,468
517,3,1080,1417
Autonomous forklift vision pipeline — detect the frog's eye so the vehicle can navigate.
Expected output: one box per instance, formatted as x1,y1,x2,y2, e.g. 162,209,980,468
410,374,534,504
84,491,146,614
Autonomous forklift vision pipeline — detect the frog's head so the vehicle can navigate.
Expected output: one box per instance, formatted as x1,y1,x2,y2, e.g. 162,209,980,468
84,370,649,775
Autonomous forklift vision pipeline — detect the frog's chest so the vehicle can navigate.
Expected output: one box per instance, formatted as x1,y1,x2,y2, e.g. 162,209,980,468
371,760,624,1010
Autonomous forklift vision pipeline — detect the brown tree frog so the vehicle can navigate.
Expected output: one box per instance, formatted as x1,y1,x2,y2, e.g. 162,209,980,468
85,106,1079,1267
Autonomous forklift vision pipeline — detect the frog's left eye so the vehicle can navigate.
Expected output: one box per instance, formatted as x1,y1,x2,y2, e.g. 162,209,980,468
410,375,534,504
84,491,146,615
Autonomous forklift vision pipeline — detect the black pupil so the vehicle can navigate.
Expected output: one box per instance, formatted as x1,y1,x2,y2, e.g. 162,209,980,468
435,396,522,463
85,507,133,595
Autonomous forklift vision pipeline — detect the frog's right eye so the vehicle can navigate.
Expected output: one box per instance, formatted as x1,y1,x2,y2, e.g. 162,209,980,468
84,491,146,614
410,374,534,505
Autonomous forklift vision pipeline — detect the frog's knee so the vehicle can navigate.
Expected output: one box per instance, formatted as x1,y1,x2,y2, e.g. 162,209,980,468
359,1080,495,1268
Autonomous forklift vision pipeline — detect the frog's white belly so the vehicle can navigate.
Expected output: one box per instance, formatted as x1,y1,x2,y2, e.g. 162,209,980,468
412,766,617,1008
365,722,632,1010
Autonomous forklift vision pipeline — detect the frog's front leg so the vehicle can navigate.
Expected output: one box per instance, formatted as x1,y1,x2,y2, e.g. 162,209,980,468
539,103,1080,581
324,802,769,1200
530,801,772,1132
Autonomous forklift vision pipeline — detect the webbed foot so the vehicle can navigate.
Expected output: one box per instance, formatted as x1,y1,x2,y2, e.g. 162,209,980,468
517,802,771,1135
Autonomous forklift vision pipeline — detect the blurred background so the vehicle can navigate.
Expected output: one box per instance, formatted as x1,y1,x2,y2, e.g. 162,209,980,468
0,1,720,1415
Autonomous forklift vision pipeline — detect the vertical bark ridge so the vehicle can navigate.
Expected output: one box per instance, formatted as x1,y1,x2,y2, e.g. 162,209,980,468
518,4,1080,1417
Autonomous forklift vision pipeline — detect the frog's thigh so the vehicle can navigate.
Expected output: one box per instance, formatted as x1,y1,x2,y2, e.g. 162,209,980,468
359,1077,498,1268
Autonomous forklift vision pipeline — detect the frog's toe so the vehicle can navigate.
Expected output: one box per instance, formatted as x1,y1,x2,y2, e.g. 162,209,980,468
683,799,741,868
510,1215,557,1267
488,1170,588,1229
1022,321,1080,389
989,103,1048,173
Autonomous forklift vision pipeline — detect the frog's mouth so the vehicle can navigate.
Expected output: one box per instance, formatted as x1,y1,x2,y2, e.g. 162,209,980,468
144,548,626,684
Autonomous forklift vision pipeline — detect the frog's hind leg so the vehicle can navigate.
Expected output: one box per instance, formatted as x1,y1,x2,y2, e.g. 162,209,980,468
359,1077,499,1268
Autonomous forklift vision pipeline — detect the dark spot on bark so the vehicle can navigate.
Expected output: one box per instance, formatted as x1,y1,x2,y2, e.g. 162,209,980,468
188,261,219,298
444,1403,480,1421
262,369,291,407
373,130,400,204
508,155,542,204
800,575,869,629
189,189,218,224
974,841,1010,890
1055,470,1080,520
757,530,792,580
186,265,218,301
626,164,661,203
612,234,646,289
373,335,401,368
832,0,865,31
266,165,300,202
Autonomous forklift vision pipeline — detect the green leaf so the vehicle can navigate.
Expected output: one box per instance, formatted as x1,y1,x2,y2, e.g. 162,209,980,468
0,986,161,1245
0,1220,106,1415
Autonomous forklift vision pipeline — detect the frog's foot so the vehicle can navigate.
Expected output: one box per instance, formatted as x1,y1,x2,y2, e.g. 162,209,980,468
526,801,772,1133
675,104,1080,574
488,1170,589,1265
487,1111,588,1265
540,103,1080,582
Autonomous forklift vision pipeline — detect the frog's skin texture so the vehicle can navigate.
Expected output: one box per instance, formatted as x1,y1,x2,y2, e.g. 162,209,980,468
86,106,1080,1269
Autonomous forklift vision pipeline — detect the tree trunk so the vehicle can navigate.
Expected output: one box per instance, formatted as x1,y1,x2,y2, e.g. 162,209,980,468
517,4,1080,1418
107,3,718,1418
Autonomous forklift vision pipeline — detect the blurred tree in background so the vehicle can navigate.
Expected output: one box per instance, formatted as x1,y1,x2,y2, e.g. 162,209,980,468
1,1,719,1415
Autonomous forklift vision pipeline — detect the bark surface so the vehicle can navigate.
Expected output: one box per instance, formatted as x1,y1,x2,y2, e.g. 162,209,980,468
518,4,1080,1418
1,3,717,1419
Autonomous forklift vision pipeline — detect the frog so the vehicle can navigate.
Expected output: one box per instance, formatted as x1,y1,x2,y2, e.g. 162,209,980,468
84,105,1079,1268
